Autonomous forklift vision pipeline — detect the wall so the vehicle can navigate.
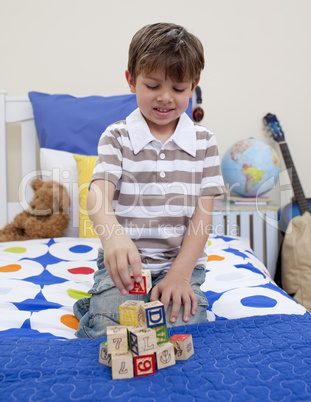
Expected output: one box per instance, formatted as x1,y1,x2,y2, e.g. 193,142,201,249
1,0,311,206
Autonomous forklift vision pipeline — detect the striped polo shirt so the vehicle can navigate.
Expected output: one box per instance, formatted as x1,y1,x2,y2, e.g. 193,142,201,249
91,108,226,274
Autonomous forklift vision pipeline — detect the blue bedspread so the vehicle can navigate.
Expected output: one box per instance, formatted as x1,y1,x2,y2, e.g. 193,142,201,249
2,314,311,401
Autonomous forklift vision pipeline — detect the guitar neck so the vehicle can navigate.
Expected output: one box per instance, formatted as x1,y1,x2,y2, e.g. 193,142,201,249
279,142,310,215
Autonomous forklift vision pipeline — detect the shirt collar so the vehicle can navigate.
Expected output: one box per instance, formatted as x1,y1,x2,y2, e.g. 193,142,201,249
126,108,197,157
171,112,197,157
126,109,155,154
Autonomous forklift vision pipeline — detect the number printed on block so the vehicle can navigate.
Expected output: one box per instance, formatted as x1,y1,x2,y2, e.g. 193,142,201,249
107,326,128,353
133,354,156,377
169,334,194,361
129,269,152,295
144,301,166,328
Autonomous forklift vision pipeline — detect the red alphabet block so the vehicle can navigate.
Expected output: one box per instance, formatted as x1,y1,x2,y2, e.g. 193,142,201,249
129,269,152,295
133,354,156,377
169,334,194,360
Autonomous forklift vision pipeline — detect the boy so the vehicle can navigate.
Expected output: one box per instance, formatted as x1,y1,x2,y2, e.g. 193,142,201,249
74,23,225,338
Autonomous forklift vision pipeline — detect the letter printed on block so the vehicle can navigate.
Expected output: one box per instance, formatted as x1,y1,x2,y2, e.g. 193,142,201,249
119,300,144,326
129,327,157,356
111,351,134,379
129,268,152,295
144,301,165,328
154,324,169,345
129,331,139,355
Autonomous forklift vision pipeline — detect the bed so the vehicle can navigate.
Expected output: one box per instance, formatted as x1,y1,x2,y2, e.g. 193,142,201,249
1,90,311,401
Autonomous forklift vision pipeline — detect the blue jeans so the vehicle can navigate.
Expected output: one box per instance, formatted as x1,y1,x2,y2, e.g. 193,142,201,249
73,252,209,338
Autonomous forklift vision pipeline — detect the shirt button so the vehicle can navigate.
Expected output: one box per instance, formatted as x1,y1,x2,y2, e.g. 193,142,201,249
160,153,165,159
160,171,166,178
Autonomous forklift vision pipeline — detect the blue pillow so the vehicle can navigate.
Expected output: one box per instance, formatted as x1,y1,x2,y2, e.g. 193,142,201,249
29,91,193,155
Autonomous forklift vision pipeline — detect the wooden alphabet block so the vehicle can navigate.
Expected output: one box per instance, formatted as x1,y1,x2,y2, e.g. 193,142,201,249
155,342,176,370
143,301,166,328
154,324,169,345
101,301,194,380
107,325,128,354
129,268,152,295
99,341,111,367
119,300,145,326
129,327,157,356
111,351,134,379
169,334,194,360
133,353,156,377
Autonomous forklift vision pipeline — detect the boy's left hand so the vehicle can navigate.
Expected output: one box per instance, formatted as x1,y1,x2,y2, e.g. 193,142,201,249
149,271,198,324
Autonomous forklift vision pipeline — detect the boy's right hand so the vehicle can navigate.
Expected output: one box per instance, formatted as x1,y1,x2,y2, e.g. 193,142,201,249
103,233,142,296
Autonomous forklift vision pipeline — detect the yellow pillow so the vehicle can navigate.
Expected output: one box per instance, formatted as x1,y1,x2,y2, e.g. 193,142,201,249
73,154,98,238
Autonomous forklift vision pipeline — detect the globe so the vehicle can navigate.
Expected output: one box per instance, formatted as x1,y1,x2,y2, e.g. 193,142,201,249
221,138,280,197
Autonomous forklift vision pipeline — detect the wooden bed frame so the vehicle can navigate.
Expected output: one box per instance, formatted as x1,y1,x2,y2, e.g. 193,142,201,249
0,90,279,276
0,91,37,225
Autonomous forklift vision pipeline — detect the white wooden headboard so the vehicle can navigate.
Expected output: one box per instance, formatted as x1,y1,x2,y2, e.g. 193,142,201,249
0,90,38,228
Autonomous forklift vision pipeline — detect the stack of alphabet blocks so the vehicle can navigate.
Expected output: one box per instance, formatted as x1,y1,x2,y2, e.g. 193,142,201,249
99,269,194,379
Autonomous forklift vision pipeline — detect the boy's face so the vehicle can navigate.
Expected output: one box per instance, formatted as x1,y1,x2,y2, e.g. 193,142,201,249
126,68,197,140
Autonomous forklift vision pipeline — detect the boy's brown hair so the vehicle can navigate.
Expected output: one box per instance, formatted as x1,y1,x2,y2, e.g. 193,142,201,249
128,23,204,87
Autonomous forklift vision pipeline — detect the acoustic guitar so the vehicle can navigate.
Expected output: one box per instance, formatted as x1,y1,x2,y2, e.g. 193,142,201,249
263,113,311,231
264,113,311,312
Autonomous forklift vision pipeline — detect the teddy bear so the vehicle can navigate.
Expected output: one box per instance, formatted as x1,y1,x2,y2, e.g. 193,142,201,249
0,178,70,242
